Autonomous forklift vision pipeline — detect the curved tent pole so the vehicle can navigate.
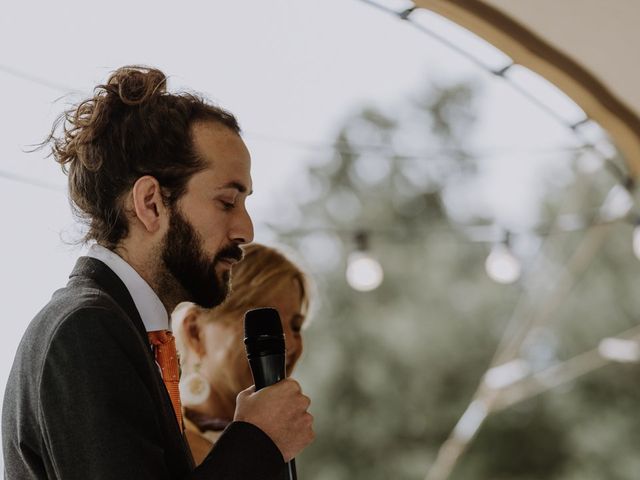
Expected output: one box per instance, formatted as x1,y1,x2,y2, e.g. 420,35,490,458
413,0,640,178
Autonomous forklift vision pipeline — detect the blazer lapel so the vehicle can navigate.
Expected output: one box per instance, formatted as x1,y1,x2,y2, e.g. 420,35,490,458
69,256,150,347
68,256,195,469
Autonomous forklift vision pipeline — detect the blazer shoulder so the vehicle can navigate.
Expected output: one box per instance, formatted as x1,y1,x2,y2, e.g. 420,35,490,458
52,278,122,315
11,281,142,396
43,278,146,359
22,283,125,350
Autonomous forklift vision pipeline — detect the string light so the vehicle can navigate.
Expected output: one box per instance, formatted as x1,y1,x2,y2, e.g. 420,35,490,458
597,338,640,363
599,184,634,221
633,220,640,261
346,231,384,291
484,235,522,284
352,4,640,480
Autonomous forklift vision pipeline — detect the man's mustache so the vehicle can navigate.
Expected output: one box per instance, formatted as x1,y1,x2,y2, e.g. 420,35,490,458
214,244,244,264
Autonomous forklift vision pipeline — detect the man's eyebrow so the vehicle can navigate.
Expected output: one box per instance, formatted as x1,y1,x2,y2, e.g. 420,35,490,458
218,181,253,195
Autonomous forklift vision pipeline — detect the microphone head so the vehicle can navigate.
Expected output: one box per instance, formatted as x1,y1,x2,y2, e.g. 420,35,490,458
244,307,283,338
244,308,285,358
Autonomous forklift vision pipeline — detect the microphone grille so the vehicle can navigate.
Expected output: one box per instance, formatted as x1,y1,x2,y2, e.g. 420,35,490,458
244,307,283,338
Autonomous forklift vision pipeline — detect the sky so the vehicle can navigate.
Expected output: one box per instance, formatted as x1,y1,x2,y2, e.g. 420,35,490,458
0,0,597,462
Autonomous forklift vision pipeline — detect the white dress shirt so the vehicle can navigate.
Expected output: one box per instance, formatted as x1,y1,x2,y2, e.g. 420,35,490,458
86,244,170,332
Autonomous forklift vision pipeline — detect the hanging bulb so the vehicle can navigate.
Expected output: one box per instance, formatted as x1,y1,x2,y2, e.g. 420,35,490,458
633,224,640,261
599,184,634,221
575,149,604,174
598,338,640,363
346,231,384,292
346,251,384,291
485,243,521,284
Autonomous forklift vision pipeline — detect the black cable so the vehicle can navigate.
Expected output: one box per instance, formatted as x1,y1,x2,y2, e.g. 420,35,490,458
0,169,65,193
0,64,81,95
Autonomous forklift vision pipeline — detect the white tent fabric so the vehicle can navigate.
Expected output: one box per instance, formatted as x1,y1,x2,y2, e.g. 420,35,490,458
414,0,640,178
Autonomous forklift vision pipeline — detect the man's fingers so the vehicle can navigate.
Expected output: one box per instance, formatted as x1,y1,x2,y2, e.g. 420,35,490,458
237,384,256,400
234,379,315,461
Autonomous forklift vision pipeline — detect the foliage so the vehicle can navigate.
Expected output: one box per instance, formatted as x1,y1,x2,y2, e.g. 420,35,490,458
273,81,640,480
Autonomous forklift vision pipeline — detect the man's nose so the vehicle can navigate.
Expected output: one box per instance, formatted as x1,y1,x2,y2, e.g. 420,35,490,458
230,205,254,245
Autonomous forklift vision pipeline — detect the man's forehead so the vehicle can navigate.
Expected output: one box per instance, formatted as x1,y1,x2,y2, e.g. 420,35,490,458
191,122,249,161
191,122,252,191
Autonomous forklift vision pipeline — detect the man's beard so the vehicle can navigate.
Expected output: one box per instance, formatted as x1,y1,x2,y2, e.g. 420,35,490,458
160,207,243,308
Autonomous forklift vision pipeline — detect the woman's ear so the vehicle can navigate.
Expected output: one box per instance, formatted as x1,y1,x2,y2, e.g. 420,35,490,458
180,308,207,358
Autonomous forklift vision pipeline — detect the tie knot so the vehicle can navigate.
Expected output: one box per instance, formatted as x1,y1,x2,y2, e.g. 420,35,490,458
148,330,174,346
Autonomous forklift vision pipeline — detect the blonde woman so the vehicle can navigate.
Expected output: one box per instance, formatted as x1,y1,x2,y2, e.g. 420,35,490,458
172,243,313,465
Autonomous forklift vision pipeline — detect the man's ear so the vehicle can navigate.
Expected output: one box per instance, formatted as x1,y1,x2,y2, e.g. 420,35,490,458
131,175,167,233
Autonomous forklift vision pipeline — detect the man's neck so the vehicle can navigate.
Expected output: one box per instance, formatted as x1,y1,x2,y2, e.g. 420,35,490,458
113,243,183,314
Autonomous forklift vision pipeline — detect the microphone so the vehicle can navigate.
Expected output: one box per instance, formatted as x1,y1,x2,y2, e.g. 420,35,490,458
244,308,298,480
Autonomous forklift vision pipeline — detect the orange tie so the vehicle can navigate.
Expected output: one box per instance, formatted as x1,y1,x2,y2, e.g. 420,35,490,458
148,330,183,429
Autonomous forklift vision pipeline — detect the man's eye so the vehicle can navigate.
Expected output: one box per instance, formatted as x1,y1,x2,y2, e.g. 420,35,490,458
220,200,235,210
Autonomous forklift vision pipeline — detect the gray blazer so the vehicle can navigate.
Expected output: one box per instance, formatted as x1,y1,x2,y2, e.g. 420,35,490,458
2,257,284,479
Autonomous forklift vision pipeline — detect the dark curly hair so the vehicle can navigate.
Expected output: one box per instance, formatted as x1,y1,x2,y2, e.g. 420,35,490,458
46,65,241,248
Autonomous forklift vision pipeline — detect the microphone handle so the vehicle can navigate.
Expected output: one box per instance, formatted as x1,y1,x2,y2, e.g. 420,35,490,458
248,354,285,391
248,353,298,480
287,459,297,480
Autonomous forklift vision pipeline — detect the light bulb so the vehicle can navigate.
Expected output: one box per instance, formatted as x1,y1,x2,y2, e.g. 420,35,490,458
346,251,384,291
633,225,640,261
598,338,640,363
576,149,604,174
485,244,521,284
599,185,633,221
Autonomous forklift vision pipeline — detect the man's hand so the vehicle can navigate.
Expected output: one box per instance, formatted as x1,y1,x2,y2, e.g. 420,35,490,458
234,379,314,462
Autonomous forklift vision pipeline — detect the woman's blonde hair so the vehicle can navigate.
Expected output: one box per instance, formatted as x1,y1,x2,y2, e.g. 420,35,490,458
217,243,312,320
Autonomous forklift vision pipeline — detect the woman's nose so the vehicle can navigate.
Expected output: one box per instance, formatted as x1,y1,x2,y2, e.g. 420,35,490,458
284,328,302,362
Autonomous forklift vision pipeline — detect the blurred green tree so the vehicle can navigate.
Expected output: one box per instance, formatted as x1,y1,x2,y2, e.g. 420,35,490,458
271,81,640,480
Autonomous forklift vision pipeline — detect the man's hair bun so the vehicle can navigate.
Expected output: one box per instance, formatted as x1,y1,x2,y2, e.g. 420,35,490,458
107,66,167,106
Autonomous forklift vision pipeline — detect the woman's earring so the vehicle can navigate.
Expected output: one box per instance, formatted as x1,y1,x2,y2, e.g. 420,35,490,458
179,363,211,406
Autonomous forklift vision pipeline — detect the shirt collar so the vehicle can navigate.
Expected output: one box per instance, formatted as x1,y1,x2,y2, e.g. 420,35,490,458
86,244,170,332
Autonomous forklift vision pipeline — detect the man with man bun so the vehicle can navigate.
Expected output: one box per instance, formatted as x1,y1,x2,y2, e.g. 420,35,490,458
2,66,314,479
